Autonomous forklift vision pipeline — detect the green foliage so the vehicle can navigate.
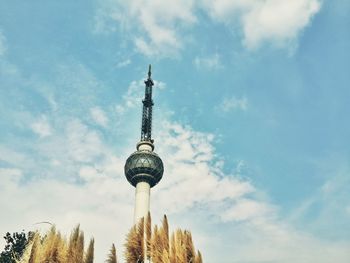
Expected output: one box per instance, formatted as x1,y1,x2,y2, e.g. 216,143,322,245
0,231,33,263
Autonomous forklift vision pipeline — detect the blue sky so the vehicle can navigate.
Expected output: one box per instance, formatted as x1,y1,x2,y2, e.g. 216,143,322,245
1,0,350,262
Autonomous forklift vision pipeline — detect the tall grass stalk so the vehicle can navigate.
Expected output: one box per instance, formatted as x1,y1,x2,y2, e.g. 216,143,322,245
84,238,94,263
106,244,117,263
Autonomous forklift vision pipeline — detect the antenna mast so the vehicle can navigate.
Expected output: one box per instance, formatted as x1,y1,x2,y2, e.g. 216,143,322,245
141,64,154,142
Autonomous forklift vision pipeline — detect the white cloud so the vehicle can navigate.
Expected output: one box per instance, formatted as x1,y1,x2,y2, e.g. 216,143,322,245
153,121,254,216
29,118,110,178
2,74,349,263
0,168,22,188
0,166,132,263
1,118,255,262
122,80,145,108
0,30,7,57
0,146,32,168
90,106,109,127
116,59,131,68
66,119,106,162
0,30,18,76
221,198,271,222
95,0,321,56
221,218,350,263
347,206,350,216
1,102,260,261
241,0,321,49
30,115,52,137
1,119,350,263
194,53,222,70
201,0,321,50
95,0,196,57
219,96,248,112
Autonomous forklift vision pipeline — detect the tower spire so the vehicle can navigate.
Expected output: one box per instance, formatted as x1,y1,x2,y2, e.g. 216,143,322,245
141,64,154,142
124,65,164,223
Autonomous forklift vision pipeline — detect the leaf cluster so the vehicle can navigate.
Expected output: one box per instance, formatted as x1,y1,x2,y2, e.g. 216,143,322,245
0,231,33,263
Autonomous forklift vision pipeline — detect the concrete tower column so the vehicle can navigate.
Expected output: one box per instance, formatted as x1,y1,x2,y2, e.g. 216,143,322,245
134,181,151,223
133,141,153,223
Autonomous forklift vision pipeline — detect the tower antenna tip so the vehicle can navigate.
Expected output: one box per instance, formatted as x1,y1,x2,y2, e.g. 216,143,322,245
148,64,152,78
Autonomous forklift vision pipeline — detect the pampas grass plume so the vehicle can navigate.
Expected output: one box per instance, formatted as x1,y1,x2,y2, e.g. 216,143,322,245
106,244,117,263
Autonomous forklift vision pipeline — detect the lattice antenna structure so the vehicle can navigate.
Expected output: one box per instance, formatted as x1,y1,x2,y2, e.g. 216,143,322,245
141,64,154,142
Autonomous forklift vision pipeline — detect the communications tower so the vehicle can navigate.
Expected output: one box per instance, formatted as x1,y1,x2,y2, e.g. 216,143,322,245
124,65,164,223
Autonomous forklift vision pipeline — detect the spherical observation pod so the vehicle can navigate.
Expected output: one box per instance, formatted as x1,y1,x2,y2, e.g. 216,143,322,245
124,151,164,187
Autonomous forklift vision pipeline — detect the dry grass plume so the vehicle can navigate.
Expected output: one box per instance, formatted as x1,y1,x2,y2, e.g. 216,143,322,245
106,244,117,263
125,215,202,263
16,214,202,263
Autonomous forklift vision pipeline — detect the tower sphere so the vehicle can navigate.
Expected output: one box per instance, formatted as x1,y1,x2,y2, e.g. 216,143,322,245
124,149,164,187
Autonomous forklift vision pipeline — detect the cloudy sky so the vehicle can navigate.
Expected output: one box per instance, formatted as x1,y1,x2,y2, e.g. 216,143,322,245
1,0,350,262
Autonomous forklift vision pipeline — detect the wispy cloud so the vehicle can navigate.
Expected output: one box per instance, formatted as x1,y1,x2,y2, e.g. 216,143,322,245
285,157,350,245
94,0,321,56
0,30,7,56
95,0,196,57
243,0,321,50
219,96,248,112
116,59,131,68
0,116,257,262
90,106,109,127
31,115,52,137
1,117,350,263
194,53,222,70
153,121,255,216
64,119,106,163
202,0,321,50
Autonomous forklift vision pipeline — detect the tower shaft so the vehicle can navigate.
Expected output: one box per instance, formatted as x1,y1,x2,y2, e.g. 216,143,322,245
133,141,154,223
134,181,151,223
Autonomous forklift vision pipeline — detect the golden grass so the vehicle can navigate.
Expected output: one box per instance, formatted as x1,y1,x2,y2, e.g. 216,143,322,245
125,215,202,263
17,214,202,263
84,238,94,263
106,244,118,263
17,226,93,263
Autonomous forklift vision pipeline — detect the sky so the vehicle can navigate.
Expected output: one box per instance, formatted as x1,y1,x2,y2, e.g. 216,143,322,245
0,0,350,262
